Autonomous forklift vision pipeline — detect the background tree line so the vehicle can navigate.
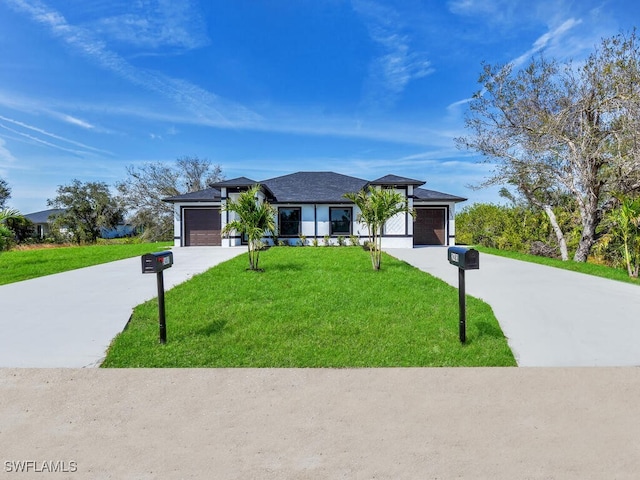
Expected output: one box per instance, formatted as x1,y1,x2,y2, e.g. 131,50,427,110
457,29,640,264
457,189,640,277
0,156,223,250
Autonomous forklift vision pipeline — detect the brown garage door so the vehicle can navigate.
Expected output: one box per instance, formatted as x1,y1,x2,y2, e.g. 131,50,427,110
184,208,221,246
414,209,445,245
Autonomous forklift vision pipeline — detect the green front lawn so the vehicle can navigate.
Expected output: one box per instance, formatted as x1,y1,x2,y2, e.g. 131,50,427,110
0,242,172,285
102,247,515,367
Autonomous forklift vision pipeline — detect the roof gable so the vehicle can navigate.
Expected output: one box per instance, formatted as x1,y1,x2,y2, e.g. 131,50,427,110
368,174,425,187
209,176,258,187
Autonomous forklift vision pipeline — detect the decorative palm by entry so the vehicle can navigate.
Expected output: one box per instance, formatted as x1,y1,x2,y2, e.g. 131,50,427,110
222,185,277,271
344,187,414,270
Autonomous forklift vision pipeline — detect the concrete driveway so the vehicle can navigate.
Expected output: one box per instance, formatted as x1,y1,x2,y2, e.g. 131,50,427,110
386,247,640,366
0,247,244,367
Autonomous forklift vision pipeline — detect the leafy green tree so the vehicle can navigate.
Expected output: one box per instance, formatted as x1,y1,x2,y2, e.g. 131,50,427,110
0,208,22,251
221,185,277,271
5,215,34,243
116,156,223,241
457,30,640,262
0,178,10,209
344,187,413,270
48,180,124,244
456,201,578,259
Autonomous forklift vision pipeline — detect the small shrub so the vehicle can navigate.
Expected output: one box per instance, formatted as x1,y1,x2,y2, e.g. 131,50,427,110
0,225,14,251
529,241,558,259
312,238,319,247
349,234,360,246
278,239,287,247
323,235,331,246
337,235,345,246
297,234,307,247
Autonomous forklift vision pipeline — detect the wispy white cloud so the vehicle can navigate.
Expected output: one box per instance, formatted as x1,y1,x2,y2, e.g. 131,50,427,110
0,138,17,164
55,113,95,130
86,0,209,52
446,17,581,115
0,114,110,155
0,122,91,157
510,18,581,68
447,0,520,25
4,0,260,128
352,0,433,112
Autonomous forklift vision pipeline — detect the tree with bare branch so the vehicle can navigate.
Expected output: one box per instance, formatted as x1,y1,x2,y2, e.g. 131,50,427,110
457,30,640,262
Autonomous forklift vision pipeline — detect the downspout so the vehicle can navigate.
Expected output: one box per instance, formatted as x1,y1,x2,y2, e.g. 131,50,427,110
314,204,318,240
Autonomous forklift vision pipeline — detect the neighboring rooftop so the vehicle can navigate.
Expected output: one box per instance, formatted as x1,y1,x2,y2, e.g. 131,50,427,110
24,208,66,223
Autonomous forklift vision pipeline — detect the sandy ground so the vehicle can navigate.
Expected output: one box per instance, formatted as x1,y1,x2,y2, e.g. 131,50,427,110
1,368,639,479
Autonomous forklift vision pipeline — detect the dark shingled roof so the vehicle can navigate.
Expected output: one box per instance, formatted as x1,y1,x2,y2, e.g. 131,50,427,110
414,187,466,202
261,172,368,203
163,172,466,204
368,174,425,186
24,208,66,223
163,187,221,202
209,176,258,187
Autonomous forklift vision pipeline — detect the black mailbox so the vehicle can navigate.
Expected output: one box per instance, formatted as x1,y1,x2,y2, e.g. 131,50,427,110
141,251,173,274
447,246,479,270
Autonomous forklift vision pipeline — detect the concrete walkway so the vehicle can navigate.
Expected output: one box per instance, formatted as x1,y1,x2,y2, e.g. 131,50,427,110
0,247,244,367
386,247,640,366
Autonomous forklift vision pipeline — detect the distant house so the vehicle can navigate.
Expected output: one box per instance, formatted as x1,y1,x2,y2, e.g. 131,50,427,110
24,209,66,239
24,208,135,240
164,171,466,248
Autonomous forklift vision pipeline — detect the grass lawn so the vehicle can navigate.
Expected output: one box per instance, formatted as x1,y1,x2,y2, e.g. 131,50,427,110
0,242,172,285
102,247,516,367
475,246,640,286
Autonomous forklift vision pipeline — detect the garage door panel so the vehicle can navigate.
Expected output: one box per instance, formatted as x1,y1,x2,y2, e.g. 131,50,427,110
184,208,221,246
414,209,445,245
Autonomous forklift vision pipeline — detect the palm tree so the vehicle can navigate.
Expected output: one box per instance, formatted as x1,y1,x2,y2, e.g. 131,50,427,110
344,187,414,270
601,194,640,277
221,185,277,271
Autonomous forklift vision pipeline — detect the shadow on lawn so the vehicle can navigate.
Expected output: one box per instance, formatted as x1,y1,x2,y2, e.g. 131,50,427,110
198,320,227,336
261,262,304,272
474,320,507,339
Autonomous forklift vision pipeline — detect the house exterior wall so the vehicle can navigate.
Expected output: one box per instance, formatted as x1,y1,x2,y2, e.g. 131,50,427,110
173,203,181,247
449,201,457,246
171,191,460,248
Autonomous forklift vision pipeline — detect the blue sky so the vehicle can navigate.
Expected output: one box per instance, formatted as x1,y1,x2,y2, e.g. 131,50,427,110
0,0,638,214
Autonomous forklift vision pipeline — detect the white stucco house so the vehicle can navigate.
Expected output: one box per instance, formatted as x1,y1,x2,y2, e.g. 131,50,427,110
163,171,466,248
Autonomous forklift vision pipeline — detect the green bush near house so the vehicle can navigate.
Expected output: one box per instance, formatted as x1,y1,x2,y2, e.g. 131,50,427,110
102,247,515,367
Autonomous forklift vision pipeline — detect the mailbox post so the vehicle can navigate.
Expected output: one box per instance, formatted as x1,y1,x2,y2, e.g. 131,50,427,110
447,246,479,343
141,251,173,344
